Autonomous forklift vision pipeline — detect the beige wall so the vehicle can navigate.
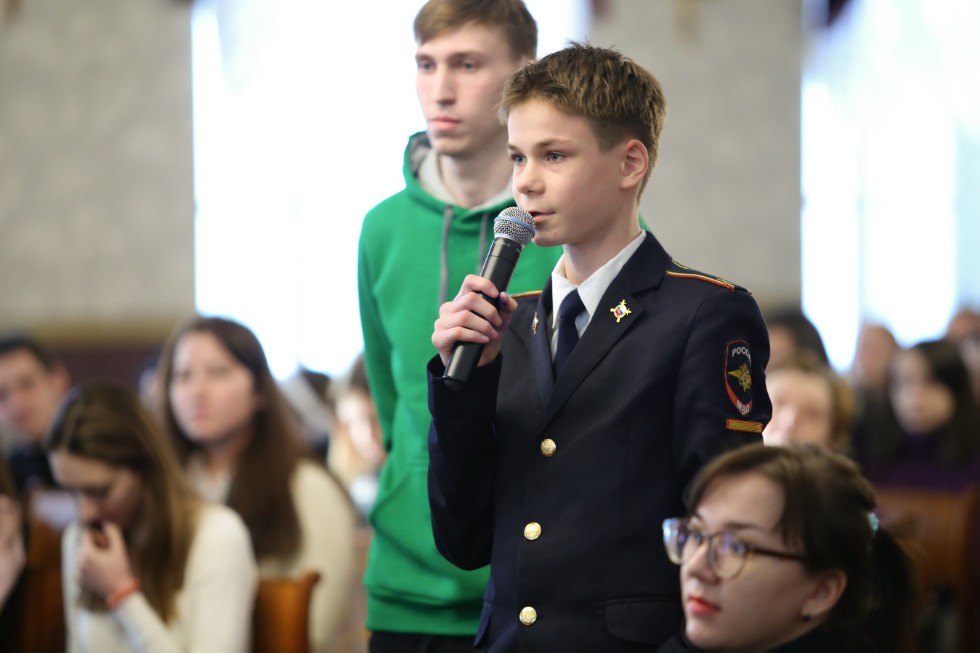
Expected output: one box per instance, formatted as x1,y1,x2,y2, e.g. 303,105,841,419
0,0,195,341
0,0,801,344
591,0,802,308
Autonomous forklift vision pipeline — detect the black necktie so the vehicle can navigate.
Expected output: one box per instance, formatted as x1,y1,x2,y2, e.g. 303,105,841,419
554,290,585,377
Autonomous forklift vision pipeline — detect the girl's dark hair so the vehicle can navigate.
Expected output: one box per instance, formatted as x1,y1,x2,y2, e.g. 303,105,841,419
687,443,918,653
45,382,199,621
157,316,302,558
873,339,980,465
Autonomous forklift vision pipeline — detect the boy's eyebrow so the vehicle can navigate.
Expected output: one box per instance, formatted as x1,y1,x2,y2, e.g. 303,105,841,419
416,50,487,62
507,138,575,151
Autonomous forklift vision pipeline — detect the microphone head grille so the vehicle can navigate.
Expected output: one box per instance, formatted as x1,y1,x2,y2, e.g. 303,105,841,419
493,206,535,245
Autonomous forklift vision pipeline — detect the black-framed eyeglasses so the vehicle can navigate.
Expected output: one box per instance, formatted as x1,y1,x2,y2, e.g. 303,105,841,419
662,517,807,580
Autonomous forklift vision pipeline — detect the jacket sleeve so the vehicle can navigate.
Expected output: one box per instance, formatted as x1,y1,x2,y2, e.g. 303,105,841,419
426,355,500,570
671,286,772,498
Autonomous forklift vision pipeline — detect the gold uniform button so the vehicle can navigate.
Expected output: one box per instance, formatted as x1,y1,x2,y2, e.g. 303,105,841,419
523,522,542,540
519,606,537,626
540,438,557,457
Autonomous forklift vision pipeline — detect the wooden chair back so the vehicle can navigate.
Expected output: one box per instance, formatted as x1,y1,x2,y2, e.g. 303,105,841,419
874,484,978,653
252,571,320,653
15,508,66,653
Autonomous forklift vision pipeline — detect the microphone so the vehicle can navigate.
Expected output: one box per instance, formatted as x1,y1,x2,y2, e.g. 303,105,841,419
443,206,536,390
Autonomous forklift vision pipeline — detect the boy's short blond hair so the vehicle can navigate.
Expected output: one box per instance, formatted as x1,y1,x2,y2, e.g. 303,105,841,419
500,43,667,194
414,0,537,62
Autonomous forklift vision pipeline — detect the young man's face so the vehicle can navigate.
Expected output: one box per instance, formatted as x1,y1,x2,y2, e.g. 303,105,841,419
416,22,521,160
507,99,627,249
0,349,69,444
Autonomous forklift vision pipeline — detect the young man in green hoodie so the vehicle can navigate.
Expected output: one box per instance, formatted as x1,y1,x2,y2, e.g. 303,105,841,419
356,2,561,651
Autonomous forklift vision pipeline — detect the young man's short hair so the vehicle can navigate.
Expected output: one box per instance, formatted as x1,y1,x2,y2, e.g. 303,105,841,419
414,0,537,61
0,333,58,371
500,43,668,193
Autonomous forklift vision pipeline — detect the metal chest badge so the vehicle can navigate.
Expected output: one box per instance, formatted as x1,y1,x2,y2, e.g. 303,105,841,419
532,311,539,335
610,300,631,323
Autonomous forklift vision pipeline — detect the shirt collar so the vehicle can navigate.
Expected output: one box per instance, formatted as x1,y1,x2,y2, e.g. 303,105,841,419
550,231,646,329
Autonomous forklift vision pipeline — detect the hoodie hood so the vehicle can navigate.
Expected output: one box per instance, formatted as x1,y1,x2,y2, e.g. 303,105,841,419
403,131,516,304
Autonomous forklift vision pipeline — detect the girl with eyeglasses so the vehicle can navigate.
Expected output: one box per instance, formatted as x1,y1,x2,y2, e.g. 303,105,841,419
659,443,917,653
46,382,257,651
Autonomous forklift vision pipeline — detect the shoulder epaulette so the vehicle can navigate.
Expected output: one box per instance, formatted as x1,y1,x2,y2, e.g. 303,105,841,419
665,260,735,291
511,290,543,300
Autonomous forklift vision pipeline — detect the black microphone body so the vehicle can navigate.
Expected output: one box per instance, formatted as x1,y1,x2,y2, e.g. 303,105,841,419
443,207,535,390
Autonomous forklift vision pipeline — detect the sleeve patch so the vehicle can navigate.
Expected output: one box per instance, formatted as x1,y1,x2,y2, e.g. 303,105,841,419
724,339,754,416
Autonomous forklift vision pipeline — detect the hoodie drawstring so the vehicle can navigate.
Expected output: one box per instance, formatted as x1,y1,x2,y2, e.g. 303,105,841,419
438,205,454,306
438,207,492,306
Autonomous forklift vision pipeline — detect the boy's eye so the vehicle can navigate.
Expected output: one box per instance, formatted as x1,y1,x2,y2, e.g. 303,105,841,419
417,61,434,72
460,61,478,71
510,153,527,165
546,152,565,162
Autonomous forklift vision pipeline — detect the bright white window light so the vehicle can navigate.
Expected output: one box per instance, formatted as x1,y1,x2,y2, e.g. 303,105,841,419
802,0,972,370
192,0,587,378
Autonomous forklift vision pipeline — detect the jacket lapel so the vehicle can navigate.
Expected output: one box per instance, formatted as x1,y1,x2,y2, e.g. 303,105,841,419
531,285,556,402
539,233,671,427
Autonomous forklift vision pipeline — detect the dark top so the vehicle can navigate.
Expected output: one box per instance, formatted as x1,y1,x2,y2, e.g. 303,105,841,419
6,443,57,495
428,233,772,652
658,625,833,653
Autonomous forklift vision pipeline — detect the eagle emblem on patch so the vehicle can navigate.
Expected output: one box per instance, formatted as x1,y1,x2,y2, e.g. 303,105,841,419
724,339,753,416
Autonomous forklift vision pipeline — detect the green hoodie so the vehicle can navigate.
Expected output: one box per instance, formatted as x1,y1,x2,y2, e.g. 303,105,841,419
357,133,562,635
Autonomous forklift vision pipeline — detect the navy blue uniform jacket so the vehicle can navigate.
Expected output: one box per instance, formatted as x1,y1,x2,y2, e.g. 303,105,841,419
427,233,771,651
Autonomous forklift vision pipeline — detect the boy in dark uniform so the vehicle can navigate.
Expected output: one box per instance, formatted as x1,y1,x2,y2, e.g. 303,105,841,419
428,44,772,651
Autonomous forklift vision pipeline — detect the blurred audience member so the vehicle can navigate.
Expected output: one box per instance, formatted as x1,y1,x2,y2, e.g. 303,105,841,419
762,352,855,454
945,307,980,404
158,316,357,653
847,322,899,466
864,339,980,490
328,353,385,518
660,443,917,653
944,307,980,344
280,366,334,460
0,458,26,646
47,382,257,651
764,307,830,370
0,333,70,494
136,351,161,415
850,322,898,396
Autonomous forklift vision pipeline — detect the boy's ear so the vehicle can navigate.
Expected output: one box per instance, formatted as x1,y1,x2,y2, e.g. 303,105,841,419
620,139,649,191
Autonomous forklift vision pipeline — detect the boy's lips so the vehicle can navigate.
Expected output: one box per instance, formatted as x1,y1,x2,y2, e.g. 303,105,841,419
429,116,460,131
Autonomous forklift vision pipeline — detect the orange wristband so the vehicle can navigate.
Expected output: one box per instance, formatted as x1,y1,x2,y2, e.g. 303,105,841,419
106,579,140,610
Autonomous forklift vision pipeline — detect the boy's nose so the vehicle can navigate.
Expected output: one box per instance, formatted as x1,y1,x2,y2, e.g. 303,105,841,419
514,163,542,196
433,69,455,104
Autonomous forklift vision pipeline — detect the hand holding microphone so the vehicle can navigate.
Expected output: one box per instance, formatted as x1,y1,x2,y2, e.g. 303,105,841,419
434,207,535,390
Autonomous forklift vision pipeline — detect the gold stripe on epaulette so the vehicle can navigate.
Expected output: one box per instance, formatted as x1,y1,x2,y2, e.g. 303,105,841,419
726,419,763,433
665,271,735,291
511,290,543,299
